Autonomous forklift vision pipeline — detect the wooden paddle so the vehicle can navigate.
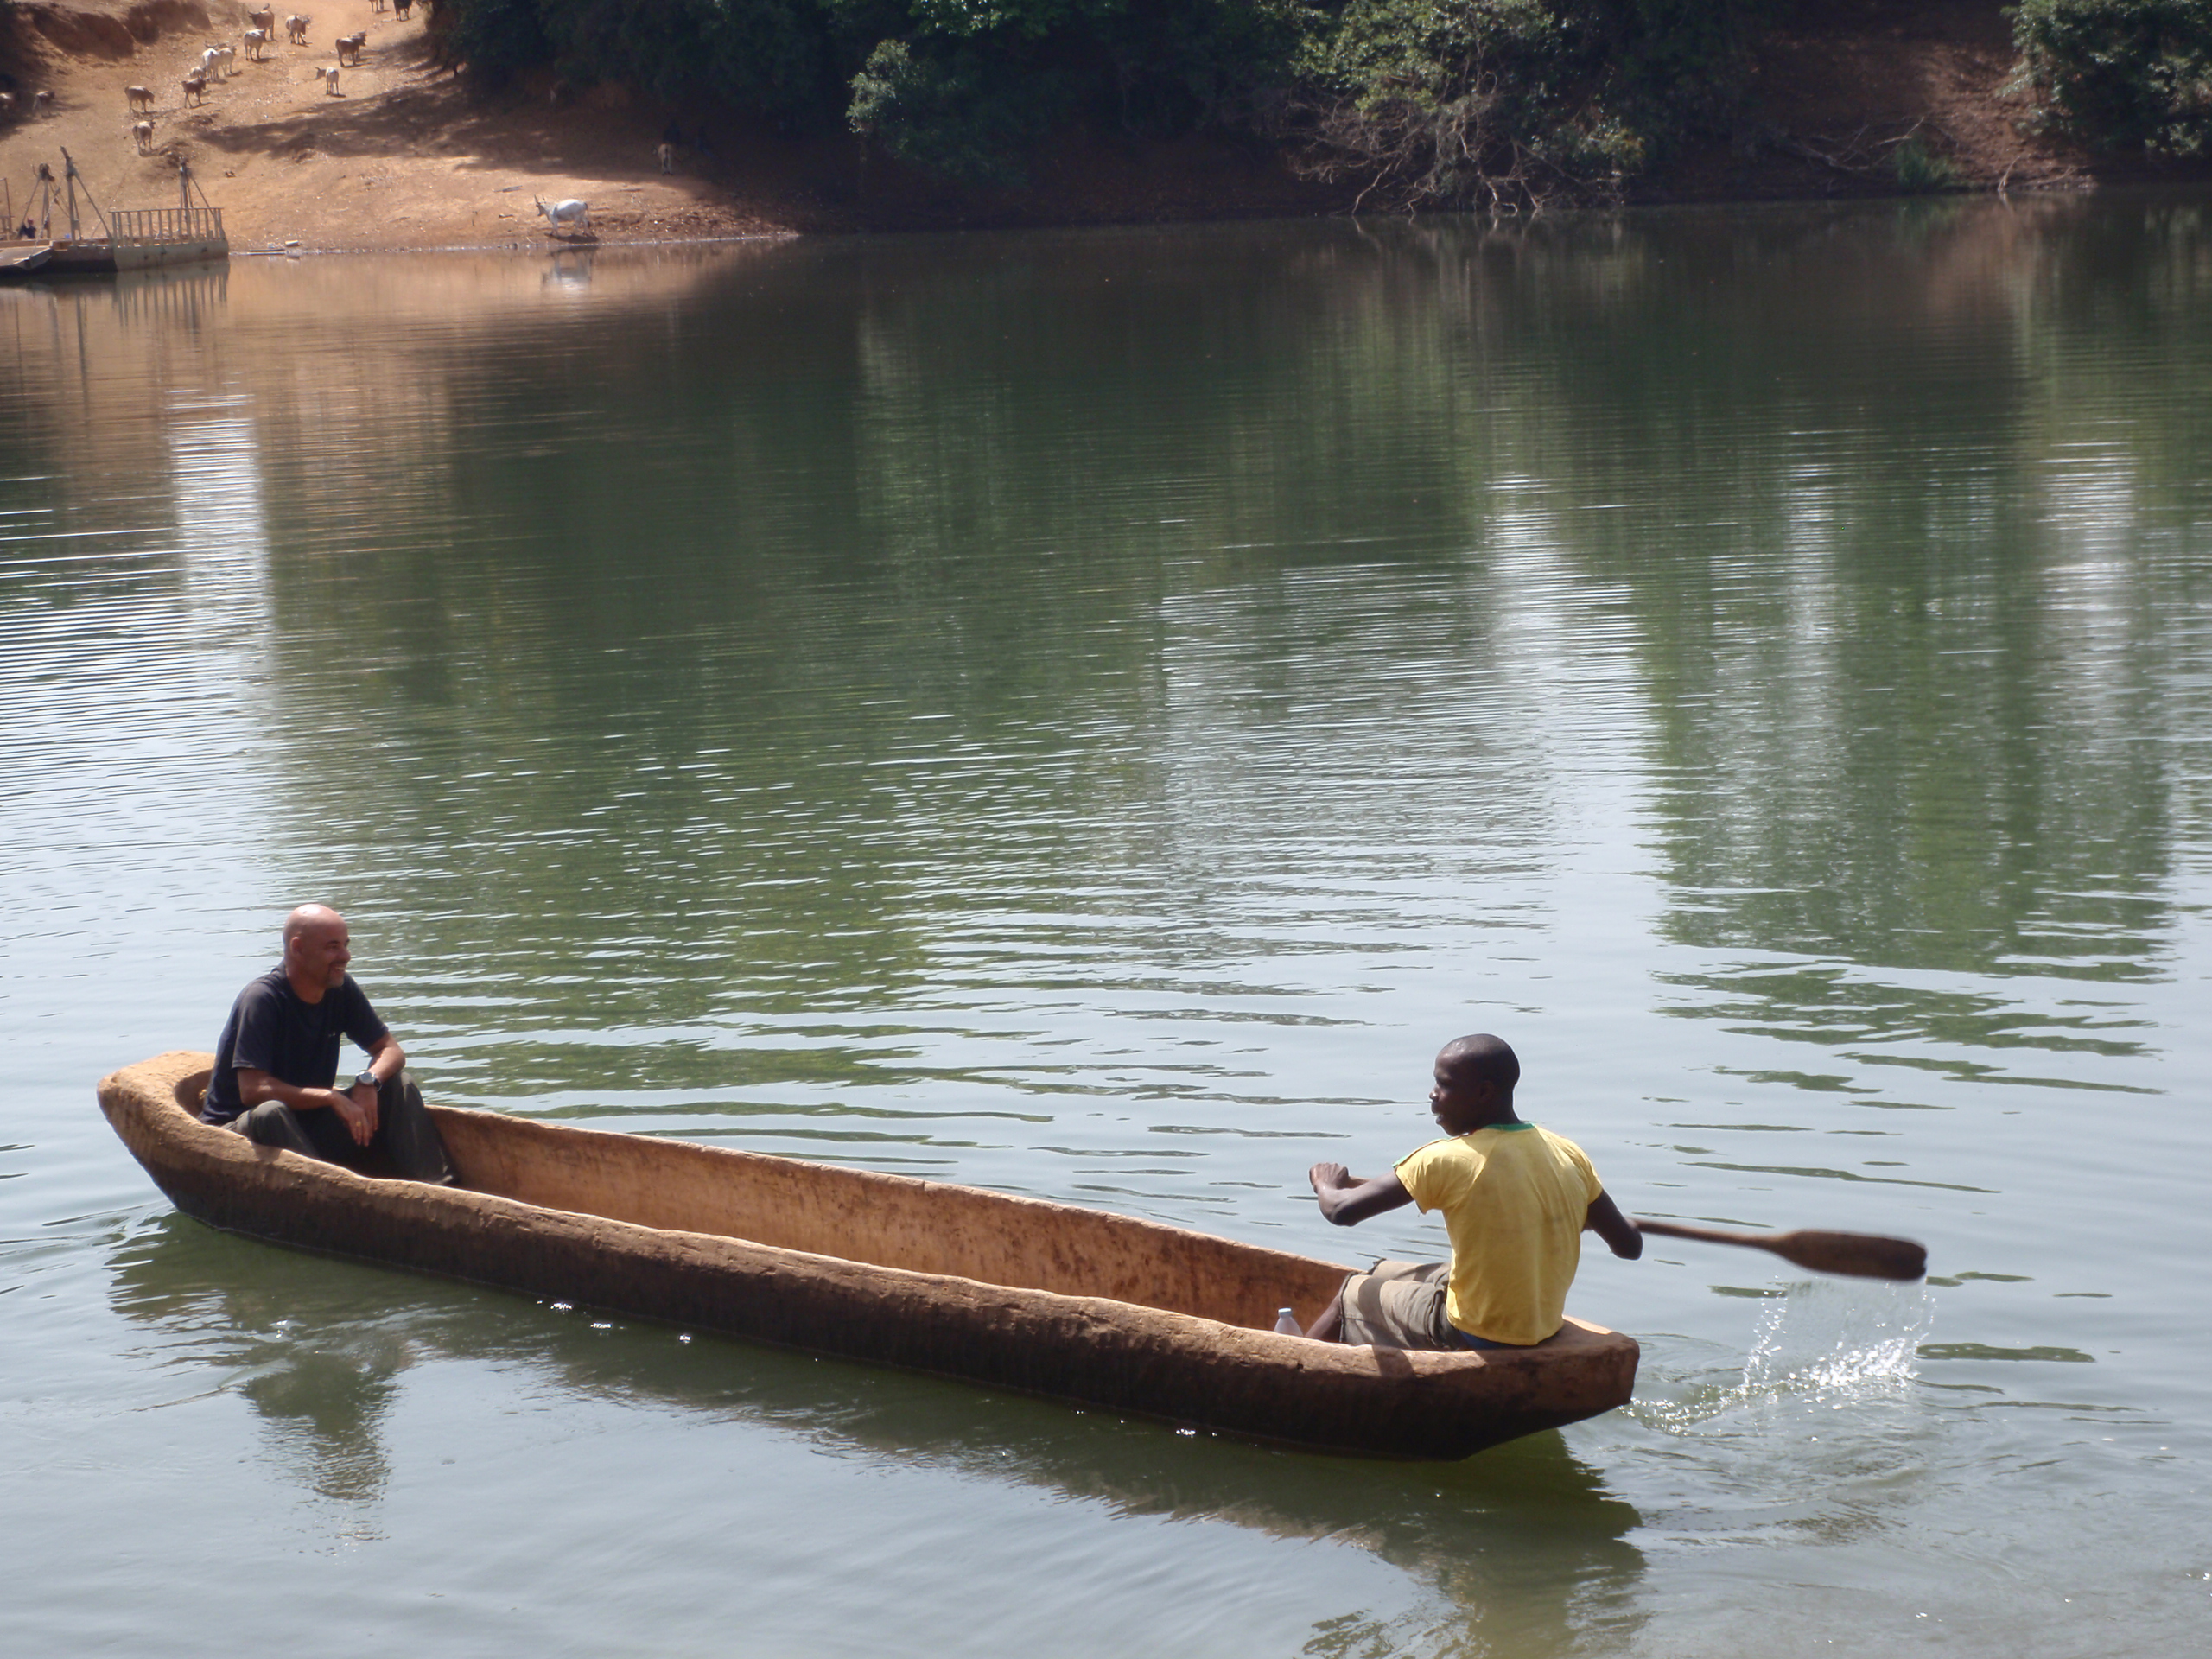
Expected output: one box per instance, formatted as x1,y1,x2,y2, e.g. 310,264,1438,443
1635,1218,1928,1281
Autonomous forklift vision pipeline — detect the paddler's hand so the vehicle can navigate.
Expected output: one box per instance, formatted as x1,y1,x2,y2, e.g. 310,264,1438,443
1309,1161,1351,1194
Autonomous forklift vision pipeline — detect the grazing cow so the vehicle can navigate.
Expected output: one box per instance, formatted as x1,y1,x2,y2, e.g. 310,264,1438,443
133,120,155,154
243,29,270,61
181,73,207,106
322,66,340,96
286,14,311,45
127,85,156,112
657,142,674,175
32,89,54,116
534,196,592,235
335,32,365,65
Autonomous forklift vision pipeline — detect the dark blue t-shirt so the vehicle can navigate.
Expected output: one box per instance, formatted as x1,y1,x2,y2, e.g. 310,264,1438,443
200,968,390,1124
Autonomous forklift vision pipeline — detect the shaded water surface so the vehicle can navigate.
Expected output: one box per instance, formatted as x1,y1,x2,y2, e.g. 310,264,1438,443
3,200,2208,1656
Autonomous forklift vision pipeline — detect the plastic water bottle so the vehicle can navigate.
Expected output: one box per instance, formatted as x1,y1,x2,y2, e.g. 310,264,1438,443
1273,1306,1301,1336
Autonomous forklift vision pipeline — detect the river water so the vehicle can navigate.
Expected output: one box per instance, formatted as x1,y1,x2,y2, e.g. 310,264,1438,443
3,199,2207,1656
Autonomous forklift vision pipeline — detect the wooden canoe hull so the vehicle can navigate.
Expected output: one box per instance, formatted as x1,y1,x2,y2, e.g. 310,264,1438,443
97,1052,1639,1459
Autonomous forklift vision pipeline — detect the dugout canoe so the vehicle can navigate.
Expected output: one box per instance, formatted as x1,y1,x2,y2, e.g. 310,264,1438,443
97,1052,1639,1459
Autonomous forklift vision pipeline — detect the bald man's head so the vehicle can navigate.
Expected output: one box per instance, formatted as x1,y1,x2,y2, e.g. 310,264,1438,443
281,904,352,1000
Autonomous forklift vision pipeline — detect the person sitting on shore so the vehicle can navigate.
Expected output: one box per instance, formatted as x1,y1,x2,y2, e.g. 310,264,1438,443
198,904,454,1185
1303,1033,1638,1347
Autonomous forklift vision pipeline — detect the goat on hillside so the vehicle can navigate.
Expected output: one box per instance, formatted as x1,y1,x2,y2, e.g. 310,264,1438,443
31,90,54,117
181,73,207,106
286,14,311,45
322,66,340,96
394,0,412,16
534,196,592,236
248,6,276,35
133,120,155,154
243,29,270,61
127,85,156,112
335,32,366,66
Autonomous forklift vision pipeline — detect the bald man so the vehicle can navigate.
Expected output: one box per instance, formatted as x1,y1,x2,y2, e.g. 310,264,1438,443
1302,1034,1638,1349
199,905,453,1184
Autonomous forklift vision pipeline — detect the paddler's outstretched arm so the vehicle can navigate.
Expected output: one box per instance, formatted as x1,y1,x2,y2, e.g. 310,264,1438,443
1308,1161,1415,1226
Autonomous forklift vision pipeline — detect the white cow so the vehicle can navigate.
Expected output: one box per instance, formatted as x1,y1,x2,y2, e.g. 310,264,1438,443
534,196,592,235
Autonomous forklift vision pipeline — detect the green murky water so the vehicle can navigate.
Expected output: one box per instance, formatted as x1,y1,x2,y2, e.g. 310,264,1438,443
3,198,2208,1656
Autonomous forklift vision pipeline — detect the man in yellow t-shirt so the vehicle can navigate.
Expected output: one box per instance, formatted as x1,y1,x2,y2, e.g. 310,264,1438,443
1303,1034,1641,1348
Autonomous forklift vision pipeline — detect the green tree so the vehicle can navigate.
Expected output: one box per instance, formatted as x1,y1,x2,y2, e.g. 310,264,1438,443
2012,0,2212,156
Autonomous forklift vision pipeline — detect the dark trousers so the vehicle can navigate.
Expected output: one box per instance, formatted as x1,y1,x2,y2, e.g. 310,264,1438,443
228,1069,454,1185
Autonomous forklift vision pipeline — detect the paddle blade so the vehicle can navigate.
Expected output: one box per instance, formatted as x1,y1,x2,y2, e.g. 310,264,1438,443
1765,1229,1928,1281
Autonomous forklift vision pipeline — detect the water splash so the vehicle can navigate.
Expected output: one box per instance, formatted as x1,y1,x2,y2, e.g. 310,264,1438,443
1741,1277,1935,1396
1631,1278,1937,1434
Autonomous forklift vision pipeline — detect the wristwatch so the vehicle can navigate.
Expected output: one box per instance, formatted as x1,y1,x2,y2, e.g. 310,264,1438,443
353,1070,380,1093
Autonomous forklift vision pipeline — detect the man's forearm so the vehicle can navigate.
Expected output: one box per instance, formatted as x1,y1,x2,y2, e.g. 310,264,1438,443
237,1068,343,1112
1313,1175,1376,1224
1308,1162,1416,1225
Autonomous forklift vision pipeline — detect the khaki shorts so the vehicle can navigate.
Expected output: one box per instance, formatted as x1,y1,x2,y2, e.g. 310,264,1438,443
1334,1260,1532,1351
1336,1259,1459,1350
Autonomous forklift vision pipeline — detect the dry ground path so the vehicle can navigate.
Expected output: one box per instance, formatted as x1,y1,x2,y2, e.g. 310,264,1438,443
2,0,791,250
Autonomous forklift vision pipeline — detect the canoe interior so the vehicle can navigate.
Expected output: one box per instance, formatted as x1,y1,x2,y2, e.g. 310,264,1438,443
159,1061,1356,1332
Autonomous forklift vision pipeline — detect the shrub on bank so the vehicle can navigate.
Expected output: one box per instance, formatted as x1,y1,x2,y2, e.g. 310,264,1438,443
2012,0,2212,156
1292,0,1765,208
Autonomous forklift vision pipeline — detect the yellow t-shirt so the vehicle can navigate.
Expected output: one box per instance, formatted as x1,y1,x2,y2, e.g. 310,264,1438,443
1395,1125,1604,1345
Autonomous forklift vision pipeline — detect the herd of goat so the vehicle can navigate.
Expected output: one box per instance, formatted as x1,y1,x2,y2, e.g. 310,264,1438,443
5,8,411,153
145,11,376,128
6,4,604,239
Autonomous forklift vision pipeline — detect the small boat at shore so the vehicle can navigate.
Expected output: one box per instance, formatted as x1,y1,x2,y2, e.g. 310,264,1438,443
98,1052,1639,1459
3,150,227,281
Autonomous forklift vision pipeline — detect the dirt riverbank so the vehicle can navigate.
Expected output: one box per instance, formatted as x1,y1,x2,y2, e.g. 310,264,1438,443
0,0,2195,252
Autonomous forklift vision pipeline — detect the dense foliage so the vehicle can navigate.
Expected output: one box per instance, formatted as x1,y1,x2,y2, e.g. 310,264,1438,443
1293,0,1765,207
2012,0,2212,156
426,0,1768,201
